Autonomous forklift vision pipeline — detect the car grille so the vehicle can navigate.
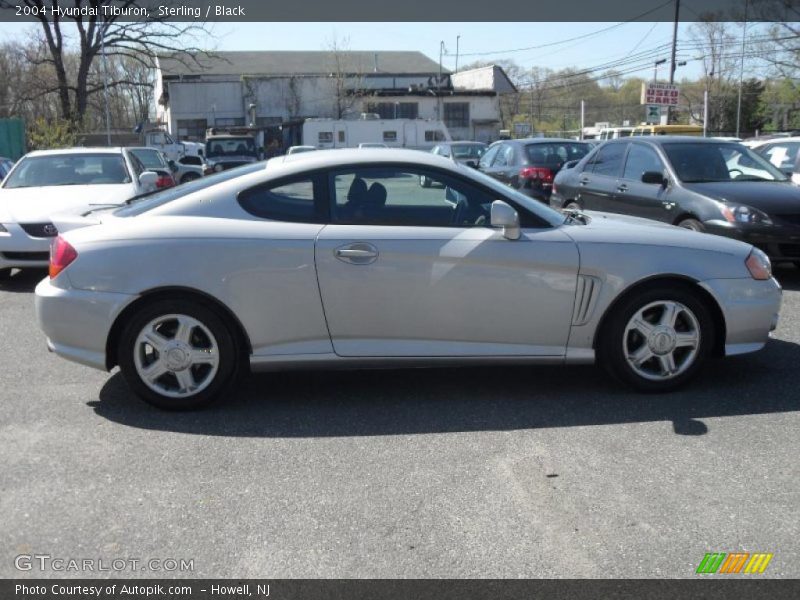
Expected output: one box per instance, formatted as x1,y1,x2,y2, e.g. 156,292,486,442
1,251,49,261
778,244,800,258
19,222,58,238
776,214,800,226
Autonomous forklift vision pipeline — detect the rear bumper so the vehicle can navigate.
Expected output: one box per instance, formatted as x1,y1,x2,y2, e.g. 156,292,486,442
35,276,135,371
704,221,800,263
699,276,782,355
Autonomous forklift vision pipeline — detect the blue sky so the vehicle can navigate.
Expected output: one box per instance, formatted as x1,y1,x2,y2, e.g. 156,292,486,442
0,20,760,83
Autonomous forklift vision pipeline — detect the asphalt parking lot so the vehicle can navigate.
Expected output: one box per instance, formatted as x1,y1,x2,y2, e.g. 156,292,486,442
1,266,799,579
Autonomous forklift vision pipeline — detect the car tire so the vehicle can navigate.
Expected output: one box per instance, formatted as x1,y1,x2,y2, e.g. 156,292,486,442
180,173,200,184
598,285,715,393
118,299,239,410
419,175,431,188
564,201,582,211
677,218,705,232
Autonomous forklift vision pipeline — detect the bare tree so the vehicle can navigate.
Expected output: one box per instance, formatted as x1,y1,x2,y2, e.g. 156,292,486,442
325,35,364,119
0,0,213,122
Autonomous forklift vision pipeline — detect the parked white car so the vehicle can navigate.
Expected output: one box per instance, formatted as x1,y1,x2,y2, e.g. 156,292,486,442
0,147,159,278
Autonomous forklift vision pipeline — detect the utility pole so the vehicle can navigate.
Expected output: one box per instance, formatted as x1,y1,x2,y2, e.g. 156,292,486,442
667,0,680,123
580,100,585,140
437,41,445,120
455,35,460,73
735,0,749,138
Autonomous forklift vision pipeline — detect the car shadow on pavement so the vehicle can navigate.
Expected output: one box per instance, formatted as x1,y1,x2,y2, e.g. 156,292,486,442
0,268,47,294
90,337,800,438
774,264,800,291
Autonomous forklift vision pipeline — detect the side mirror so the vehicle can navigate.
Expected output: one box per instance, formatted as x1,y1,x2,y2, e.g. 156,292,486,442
490,200,521,240
168,160,178,173
139,171,159,188
641,171,667,186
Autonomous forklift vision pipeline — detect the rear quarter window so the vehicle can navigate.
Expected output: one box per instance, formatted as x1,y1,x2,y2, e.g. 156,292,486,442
238,176,323,222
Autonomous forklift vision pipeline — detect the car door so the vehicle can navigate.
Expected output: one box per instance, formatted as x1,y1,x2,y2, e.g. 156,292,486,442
609,142,673,222
486,144,518,186
575,142,626,211
314,165,580,357
477,144,501,175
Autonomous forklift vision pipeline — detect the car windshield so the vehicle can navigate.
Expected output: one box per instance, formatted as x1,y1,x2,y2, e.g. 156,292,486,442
525,142,590,169
451,144,486,159
3,153,131,188
113,162,265,217
129,149,166,169
206,137,257,158
662,142,788,183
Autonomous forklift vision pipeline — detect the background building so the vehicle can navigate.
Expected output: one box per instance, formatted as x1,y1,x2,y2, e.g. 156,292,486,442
154,51,515,145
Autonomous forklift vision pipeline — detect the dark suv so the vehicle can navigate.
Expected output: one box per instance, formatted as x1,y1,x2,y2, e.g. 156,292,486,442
478,138,591,202
551,136,800,265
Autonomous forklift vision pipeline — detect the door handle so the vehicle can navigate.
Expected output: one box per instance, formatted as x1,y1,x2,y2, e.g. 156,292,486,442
616,184,628,192
579,177,590,186
334,242,379,265
662,201,676,210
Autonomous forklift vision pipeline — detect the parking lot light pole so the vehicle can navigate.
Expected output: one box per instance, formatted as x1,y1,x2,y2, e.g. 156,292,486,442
101,14,111,146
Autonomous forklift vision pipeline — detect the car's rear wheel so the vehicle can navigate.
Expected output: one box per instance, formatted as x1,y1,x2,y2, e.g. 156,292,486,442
677,217,705,232
180,172,200,184
118,300,238,410
598,286,714,392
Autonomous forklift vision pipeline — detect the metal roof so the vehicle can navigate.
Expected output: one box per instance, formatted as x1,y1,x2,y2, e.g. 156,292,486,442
158,51,448,77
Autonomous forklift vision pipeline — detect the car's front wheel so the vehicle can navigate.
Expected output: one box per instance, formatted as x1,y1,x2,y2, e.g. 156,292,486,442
598,286,714,392
677,217,705,232
118,299,238,410
180,172,200,184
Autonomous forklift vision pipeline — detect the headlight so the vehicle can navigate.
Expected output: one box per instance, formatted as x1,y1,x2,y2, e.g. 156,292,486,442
745,247,772,280
720,203,773,226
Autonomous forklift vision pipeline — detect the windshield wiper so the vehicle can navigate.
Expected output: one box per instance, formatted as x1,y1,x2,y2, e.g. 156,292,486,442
124,188,163,205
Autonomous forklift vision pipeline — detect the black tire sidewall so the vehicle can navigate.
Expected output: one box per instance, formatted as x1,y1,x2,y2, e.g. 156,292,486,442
118,299,237,410
181,173,200,184
599,285,715,392
678,218,705,232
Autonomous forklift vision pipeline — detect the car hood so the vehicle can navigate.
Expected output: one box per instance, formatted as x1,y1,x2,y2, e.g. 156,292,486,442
0,185,133,223
682,181,800,214
563,210,752,258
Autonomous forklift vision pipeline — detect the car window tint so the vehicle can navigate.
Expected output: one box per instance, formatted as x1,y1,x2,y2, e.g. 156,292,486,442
664,143,786,183
525,143,589,169
331,167,494,228
493,145,512,167
239,177,318,222
762,143,800,170
622,144,664,180
590,143,626,177
479,145,500,168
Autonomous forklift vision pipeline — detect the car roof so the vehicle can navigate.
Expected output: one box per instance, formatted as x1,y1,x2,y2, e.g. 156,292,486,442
605,136,741,145
447,141,486,145
505,138,588,145
24,147,126,157
271,148,463,174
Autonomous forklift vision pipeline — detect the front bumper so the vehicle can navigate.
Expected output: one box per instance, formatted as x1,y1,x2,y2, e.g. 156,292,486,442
35,276,135,371
699,276,782,356
704,220,800,263
0,223,51,269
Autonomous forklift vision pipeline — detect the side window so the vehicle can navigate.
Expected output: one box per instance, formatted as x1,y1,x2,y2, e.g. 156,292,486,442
622,144,664,180
337,131,346,143
383,131,397,143
330,167,494,228
238,177,319,222
591,143,627,177
479,145,500,168
493,145,513,167
128,153,144,177
318,132,333,144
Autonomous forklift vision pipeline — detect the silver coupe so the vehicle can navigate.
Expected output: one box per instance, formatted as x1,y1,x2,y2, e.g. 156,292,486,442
35,149,782,409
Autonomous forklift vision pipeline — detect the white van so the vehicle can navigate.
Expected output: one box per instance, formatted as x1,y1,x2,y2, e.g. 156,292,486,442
598,127,634,140
302,118,451,151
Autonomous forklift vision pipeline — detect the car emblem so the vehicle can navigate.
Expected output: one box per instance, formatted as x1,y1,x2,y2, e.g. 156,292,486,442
43,224,58,236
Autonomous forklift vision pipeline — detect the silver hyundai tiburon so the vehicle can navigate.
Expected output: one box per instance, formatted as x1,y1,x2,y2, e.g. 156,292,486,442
35,149,782,410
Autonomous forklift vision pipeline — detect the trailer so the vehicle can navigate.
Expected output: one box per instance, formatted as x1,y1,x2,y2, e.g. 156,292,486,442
299,116,451,151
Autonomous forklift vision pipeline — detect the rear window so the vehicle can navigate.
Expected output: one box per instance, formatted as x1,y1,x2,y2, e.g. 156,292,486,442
525,143,590,169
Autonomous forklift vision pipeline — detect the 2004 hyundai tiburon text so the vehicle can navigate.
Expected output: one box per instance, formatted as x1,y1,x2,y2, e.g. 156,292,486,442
35,149,782,410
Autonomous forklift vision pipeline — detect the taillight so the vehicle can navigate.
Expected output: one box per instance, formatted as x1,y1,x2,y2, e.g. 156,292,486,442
156,175,175,189
520,167,554,183
49,236,78,279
